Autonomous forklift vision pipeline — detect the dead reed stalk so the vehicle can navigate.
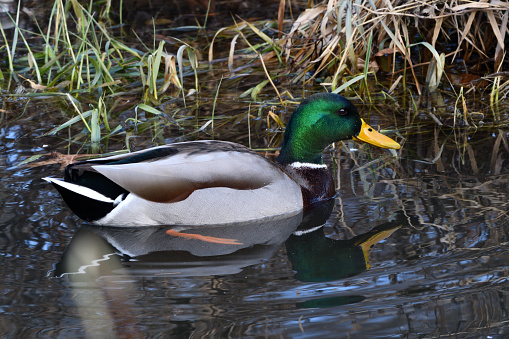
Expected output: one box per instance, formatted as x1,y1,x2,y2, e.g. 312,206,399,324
279,0,508,92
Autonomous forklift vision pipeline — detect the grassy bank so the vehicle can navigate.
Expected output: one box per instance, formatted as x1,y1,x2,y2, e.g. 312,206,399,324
1,0,508,154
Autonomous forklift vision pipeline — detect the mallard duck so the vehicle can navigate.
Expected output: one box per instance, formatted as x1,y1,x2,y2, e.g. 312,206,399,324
44,93,400,226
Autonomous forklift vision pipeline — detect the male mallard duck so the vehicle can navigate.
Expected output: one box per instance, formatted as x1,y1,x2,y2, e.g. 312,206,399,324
44,93,400,226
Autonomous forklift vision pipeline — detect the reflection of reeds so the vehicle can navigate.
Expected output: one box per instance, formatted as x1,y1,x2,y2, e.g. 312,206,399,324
326,116,509,260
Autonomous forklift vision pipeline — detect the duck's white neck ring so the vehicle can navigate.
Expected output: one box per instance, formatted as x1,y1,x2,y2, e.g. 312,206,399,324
288,162,328,169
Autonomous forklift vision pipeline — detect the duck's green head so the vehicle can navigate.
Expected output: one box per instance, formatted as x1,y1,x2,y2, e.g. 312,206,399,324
276,93,400,165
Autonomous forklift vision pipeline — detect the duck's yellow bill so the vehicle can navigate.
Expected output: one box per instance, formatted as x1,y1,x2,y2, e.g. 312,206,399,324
352,119,401,149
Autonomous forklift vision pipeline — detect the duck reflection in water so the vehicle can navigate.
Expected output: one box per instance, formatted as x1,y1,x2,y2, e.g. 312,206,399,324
56,200,411,282
286,201,405,283
54,201,414,335
56,211,303,278
286,203,415,308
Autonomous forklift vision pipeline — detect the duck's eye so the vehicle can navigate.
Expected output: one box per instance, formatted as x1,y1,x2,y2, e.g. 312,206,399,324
337,108,347,116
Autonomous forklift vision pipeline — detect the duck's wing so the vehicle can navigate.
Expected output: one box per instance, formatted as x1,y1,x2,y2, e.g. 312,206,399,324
68,141,290,203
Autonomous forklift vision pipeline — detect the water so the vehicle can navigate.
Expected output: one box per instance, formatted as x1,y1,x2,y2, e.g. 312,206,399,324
1,94,509,338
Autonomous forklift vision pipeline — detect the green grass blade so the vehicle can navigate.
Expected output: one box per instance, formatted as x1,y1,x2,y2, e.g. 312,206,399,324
331,74,365,94
138,104,163,115
44,109,93,136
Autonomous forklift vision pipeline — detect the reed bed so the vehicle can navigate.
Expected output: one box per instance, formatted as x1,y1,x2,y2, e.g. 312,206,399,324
272,0,509,94
0,0,201,152
0,0,508,153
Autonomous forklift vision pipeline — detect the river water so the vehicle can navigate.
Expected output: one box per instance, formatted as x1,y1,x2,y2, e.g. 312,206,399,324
1,90,509,337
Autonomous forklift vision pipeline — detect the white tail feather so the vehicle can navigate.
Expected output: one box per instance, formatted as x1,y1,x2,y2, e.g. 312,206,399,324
43,177,115,203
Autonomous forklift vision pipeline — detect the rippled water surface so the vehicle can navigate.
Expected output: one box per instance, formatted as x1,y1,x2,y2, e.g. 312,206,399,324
1,94,509,338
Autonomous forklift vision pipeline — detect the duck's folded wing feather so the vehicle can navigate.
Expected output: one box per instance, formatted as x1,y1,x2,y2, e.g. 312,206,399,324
92,151,289,203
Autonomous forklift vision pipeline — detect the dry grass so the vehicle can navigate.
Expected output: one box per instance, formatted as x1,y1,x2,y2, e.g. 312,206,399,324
275,0,508,94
